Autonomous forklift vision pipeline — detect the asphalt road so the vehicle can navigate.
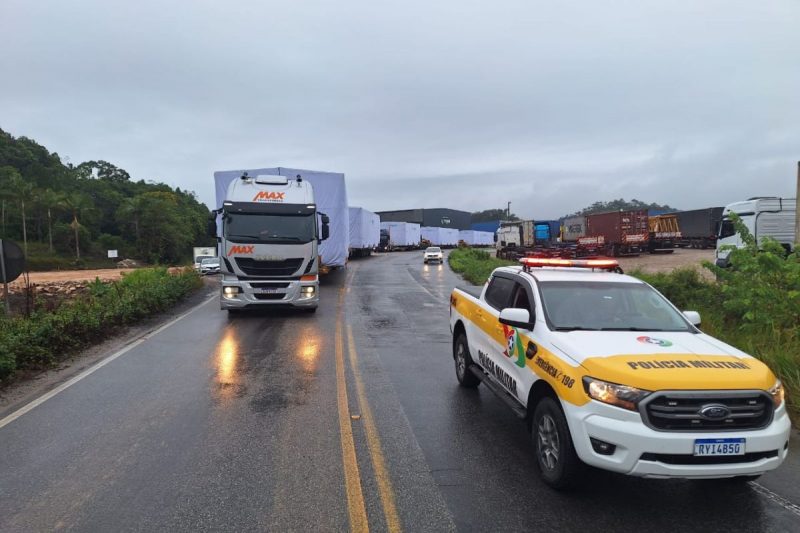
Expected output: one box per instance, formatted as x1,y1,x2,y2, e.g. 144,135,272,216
1,251,799,532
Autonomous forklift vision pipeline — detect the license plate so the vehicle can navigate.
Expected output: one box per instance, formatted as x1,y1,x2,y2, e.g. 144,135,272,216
694,438,746,456
255,288,280,294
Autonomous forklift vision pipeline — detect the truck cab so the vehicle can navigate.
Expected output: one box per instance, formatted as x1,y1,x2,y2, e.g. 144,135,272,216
215,173,329,312
716,197,796,267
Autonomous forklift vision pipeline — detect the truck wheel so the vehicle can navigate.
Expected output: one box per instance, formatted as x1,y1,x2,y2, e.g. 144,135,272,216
532,397,583,489
453,333,480,388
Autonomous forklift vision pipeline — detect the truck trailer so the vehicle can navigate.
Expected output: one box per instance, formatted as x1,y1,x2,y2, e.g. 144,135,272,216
381,221,421,250
674,207,723,249
211,170,337,312
647,214,680,253
581,210,649,257
421,226,459,247
459,230,494,247
348,207,380,258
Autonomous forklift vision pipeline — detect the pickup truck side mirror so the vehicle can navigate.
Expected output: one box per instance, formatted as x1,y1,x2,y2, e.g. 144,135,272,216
320,213,330,241
683,310,701,327
499,308,534,330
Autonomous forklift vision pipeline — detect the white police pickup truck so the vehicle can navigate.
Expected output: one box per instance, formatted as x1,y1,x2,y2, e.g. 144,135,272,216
449,257,790,489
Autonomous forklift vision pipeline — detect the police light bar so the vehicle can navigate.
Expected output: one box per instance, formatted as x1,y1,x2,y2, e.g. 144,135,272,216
520,257,621,272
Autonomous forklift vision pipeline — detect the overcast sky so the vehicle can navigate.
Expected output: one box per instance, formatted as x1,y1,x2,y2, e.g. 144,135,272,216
1,1,798,218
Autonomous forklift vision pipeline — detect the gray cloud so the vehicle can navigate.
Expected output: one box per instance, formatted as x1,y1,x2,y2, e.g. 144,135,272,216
1,0,798,219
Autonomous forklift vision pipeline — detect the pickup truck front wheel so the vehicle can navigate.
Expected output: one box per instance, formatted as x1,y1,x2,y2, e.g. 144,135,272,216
453,333,480,388
532,397,582,489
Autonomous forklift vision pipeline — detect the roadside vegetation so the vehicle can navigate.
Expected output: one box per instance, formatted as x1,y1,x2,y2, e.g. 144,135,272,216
448,247,515,284
0,268,202,383
0,128,213,268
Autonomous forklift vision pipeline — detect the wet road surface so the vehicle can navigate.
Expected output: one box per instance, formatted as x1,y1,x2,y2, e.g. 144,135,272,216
1,251,798,532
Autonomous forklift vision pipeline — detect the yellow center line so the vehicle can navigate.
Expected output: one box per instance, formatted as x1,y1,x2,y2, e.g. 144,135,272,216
346,324,403,533
336,285,369,533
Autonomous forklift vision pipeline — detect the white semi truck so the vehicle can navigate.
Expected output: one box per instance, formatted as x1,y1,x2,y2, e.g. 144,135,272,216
211,171,332,313
715,197,796,267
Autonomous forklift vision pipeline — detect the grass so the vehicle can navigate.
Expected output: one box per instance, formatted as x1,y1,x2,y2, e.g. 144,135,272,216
448,247,515,285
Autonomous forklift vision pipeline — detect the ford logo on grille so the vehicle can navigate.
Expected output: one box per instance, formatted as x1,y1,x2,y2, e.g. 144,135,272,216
699,404,730,419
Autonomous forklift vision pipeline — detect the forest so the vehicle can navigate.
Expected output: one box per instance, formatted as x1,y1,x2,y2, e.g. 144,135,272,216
0,128,211,269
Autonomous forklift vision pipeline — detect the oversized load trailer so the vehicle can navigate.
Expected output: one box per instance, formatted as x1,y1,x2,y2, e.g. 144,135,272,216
561,216,586,242
215,167,348,269
459,230,494,247
674,207,723,248
581,210,649,257
421,226,459,247
647,214,680,253
348,207,380,258
381,221,421,249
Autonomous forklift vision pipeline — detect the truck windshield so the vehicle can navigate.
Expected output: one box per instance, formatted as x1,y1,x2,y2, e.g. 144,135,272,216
538,281,693,332
224,213,316,244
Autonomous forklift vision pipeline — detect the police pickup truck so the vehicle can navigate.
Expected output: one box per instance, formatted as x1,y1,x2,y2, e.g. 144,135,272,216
449,257,790,489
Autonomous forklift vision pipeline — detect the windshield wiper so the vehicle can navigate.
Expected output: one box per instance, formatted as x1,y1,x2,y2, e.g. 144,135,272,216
553,326,601,331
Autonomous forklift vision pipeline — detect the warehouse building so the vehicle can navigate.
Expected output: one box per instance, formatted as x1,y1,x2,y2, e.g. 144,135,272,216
376,208,471,230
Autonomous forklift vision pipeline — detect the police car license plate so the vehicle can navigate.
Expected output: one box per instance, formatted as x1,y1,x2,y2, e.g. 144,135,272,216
694,438,746,456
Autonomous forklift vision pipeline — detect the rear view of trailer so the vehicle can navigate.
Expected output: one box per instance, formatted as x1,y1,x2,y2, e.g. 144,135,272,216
381,222,421,249
349,207,380,258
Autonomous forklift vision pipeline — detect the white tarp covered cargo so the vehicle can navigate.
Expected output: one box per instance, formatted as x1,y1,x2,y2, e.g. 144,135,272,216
214,167,349,268
349,207,380,249
459,230,494,246
421,227,459,246
381,221,421,247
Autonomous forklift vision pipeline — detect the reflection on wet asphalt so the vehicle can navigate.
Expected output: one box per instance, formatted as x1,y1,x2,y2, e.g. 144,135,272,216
0,251,797,532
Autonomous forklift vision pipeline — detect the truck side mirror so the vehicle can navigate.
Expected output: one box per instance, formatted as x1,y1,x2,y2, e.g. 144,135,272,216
320,214,330,241
207,216,217,238
499,308,534,330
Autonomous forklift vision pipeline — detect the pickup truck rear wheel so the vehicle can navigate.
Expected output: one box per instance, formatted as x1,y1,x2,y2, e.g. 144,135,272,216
532,397,582,489
453,333,480,388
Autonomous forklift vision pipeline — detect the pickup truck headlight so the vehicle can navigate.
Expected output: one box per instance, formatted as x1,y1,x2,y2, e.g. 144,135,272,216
583,377,650,411
769,379,785,408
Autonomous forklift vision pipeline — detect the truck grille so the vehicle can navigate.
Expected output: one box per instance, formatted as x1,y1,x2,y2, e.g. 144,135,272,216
640,391,773,432
253,293,286,301
235,258,304,277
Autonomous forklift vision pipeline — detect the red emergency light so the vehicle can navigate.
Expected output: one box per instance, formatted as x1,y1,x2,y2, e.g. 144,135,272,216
520,257,622,272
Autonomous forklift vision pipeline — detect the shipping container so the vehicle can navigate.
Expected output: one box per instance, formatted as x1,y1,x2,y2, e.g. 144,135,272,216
674,207,724,248
561,216,586,242
534,220,561,244
380,221,421,249
583,210,649,256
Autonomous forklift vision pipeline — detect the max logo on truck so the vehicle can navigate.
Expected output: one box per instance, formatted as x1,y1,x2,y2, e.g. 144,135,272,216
228,245,255,256
253,191,286,202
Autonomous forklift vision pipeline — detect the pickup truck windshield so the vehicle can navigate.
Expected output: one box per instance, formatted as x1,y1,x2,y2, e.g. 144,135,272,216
538,281,692,332
224,213,316,244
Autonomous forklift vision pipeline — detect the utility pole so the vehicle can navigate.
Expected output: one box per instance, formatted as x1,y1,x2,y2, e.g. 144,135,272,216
507,201,511,221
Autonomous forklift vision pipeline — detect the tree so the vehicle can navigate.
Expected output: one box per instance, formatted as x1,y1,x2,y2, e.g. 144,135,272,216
4,171,34,256
116,195,148,242
471,209,519,223
564,198,678,218
35,189,65,253
62,193,95,260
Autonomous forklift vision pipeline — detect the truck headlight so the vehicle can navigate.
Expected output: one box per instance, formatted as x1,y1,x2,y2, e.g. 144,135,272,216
769,379,785,408
300,286,316,299
583,377,650,411
222,286,240,299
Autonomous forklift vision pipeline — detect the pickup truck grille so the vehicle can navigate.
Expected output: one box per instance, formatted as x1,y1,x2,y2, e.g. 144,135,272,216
235,258,303,277
640,391,773,432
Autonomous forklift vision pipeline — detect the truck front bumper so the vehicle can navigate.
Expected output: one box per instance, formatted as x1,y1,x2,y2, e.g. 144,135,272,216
564,399,791,479
220,277,319,310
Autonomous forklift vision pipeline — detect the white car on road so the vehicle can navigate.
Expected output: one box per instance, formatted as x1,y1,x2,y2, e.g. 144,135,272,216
423,246,444,264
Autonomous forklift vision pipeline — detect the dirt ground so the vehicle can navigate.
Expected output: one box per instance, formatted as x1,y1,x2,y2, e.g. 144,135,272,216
8,268,136,288
615,248,716,275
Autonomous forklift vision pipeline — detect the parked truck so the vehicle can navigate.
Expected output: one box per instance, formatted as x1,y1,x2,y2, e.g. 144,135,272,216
647,214,680,253
581,210,649,257
459,230,494,247
381,221,421,250
349,207,380,258
212,167,348,312
674,207,724,249
715,197,796,267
